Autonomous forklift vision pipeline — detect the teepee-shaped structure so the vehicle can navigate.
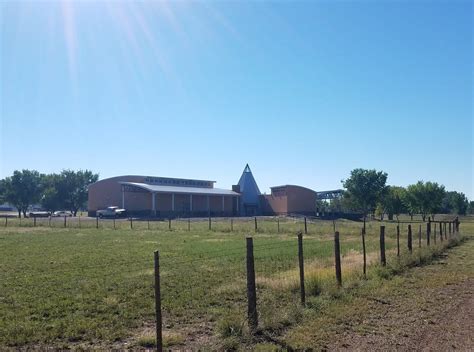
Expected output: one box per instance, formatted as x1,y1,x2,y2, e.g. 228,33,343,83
237,164,261,216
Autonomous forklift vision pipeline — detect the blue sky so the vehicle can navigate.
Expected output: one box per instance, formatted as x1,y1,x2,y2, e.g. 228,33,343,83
1,0,472,198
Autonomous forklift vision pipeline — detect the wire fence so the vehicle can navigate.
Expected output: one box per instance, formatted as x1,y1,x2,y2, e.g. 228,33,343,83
0,216,464,349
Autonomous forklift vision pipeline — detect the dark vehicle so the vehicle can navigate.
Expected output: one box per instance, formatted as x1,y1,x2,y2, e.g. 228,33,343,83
28,211,51,218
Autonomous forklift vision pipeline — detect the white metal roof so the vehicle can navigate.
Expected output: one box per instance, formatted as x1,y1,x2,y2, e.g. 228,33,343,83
119,182,240,196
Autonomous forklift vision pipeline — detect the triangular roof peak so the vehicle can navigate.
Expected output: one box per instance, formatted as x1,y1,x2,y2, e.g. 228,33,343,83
243,164,251,173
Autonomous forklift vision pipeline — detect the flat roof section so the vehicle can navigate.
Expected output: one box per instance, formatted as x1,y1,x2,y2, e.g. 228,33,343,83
119,182,240,196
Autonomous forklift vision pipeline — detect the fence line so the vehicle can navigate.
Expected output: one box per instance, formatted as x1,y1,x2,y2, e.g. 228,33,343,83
1,216,463,349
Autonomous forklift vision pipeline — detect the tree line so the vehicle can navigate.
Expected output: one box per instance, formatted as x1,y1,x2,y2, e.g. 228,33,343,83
318,168,472,220
0,170,98,217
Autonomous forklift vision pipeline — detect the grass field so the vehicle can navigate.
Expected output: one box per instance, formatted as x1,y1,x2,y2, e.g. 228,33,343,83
0,215,470,349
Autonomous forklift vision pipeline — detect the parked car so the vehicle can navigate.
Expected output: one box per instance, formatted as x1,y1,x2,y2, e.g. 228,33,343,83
96,206,127,218
28,211,51,218
52,210,73,217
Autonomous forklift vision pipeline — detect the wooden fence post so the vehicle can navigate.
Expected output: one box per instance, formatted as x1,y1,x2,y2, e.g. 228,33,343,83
96,216,99,229
408,224,413,253
418,224,422,248
34,216,36,227
439,222,443,242
380,226,386,266
254,217,258,232
304,217,307,234
362,228,367,278
154,251,163,352
426,222,430,246
49,216,51,227
334,231,342,286
277,218,280,233
208,216,211,231
246,237,258,332
297,232,305,306
130,217,133,229
64,216,67,228
449,222,452,236
444,222,447,240
396,225,400,257
433,222,437,244
168,218,171,231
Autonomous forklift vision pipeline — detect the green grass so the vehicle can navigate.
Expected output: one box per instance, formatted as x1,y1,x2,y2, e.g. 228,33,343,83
0,216,470,349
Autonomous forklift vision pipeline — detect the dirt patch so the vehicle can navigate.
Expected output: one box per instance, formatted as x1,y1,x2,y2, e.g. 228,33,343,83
326,242,474,351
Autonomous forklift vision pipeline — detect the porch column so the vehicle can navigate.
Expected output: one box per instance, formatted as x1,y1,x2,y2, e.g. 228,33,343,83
122,186,125,209
152,192,156,216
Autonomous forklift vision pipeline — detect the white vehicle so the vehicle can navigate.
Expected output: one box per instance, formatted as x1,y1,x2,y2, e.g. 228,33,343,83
53,210,73,217
96,206,127,218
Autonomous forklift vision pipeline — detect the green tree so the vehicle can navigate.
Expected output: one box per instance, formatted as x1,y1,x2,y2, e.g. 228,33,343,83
2,170,43,217
40,174,63,213
468,201,474,215
441,191,469,215
342,168,388,226
56,170,99,216
382,186,407,221
405,181,445,221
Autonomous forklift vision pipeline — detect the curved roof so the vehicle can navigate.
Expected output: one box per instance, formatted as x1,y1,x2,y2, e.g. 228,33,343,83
271,184,317,194
119,182,240,196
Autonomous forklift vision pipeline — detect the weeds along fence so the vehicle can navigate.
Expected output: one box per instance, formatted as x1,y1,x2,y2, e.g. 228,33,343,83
0,216,463,350
1,215,393,234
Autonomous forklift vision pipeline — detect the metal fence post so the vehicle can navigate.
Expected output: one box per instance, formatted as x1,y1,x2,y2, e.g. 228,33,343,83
396,224,400,257
208,216,211,231
380,226,386,266
154,251,163,352
304,217,307,234
362,228,367,278
246,237,258,332
34,216,36,227
297,232,305,306
254,217,257,232
334,231,342,287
